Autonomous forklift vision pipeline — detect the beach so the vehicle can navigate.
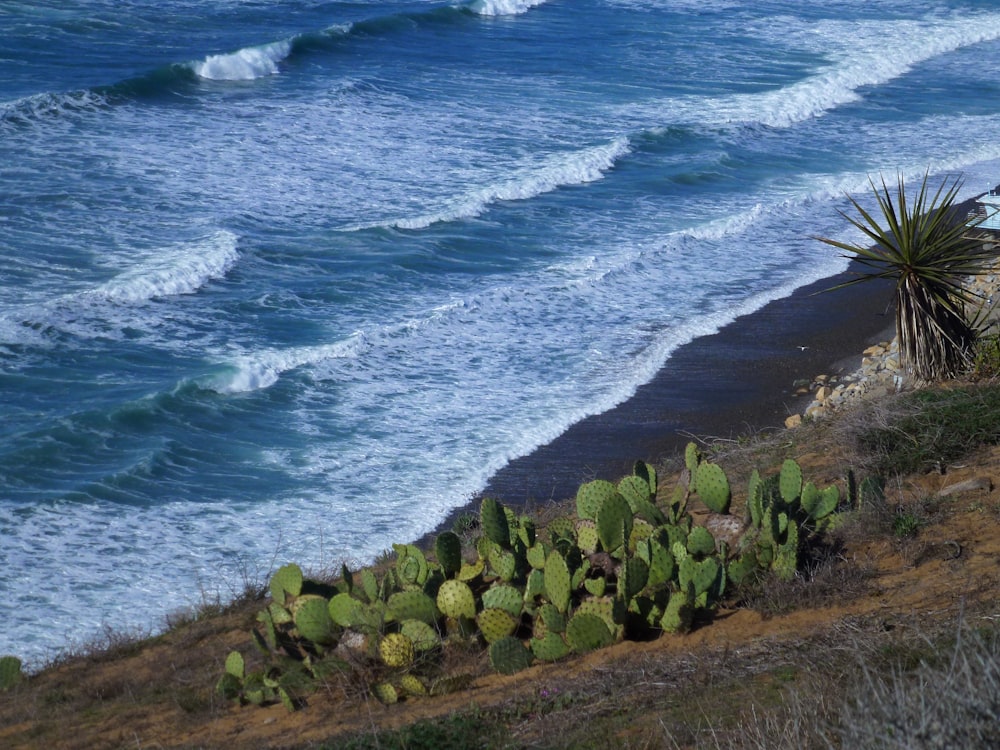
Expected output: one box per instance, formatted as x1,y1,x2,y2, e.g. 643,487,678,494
476,265,896,510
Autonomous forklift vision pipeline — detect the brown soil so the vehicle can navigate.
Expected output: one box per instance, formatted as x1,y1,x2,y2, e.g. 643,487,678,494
2,420,999,749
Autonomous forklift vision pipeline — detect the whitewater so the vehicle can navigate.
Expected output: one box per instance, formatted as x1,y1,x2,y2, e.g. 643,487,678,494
3,0,1000,665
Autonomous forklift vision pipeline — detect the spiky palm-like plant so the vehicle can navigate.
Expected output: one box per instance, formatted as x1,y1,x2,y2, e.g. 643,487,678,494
816,171,994,381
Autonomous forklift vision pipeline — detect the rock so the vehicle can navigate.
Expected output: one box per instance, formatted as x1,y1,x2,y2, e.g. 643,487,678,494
785,414,802,429
815,386,831,402
938,477,993,497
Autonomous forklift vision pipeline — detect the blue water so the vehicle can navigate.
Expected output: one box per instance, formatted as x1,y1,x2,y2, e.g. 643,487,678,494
3,0,1000,665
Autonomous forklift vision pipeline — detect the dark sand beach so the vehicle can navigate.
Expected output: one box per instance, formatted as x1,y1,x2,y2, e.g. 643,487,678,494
473,264,897,510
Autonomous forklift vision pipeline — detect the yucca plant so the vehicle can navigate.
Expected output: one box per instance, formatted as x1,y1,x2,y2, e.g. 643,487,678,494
816,171,995,381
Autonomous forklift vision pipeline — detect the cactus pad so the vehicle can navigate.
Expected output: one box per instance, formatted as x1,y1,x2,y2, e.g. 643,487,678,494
595,491,633,553
434,531,463,578
482,585,523,618
679,556,721,597
489,636,533,675
576,479,617,521
695,462,731,514
543,550,572,613
779,459,803,505
269,563,303,606
530,631,571,662
660,588,694,633
480,497,511,548
620,557,649,600
399,619,440,652
387,590,439,625
292,595,336,645
575,520,599,554
328,592,362,628
686,525,716,557
565,612,614,653
477,608,518,643
436,579,477,620
372,682,398,705
399,674,427,697
379,633,415,668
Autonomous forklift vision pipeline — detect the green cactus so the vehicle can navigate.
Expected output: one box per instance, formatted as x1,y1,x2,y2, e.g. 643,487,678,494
524,568,546,602
399,619,440,652
387,590,439,625
477,608,518,644
543,550,572,613
489,636,533,675
646,536,676,590
379,633,415,668
574,596,625,640
583,576,607,597
480,497,511,548
536,603,567,634
666,483,688,524
457,558,485,583
684,441,701,473
779,459,803,506
575,520,599,554
618,474,652,509
726,548,759,587
620,557,649,601
530,631,571,662
660,587,695,633
686,526,716,557
633,459,657,496
269,563,303,606
292,595,336,646
399,673,428,697
360,568,379,604
328,592,362,628
434,531,463,578
488,544,518,582
679,556,721,598
772,519,799,581
482,585,524,618
393,543,429,587
526,542,548,570
595,491,633,553
803,484,839,521
372,682,398,705
436,579,477,620
565,612,614,653
517,515,536,548
576,479,617,521
695,461,731,514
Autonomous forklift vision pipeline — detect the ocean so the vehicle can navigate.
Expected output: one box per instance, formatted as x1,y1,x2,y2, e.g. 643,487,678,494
3,0,1000,666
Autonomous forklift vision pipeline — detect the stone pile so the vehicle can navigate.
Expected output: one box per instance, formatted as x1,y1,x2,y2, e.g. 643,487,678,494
784,258,1000,430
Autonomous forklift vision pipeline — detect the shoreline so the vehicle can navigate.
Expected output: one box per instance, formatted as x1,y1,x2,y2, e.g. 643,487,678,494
425,261,896,537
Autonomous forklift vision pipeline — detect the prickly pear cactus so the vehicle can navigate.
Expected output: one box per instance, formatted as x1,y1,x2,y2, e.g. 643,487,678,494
489,636,533,675
565,612,614,653
686,526,716,557
530,631,570,662
387,590,439,625
434,531,463,578
292,595,336,645
328,592,362,629
372,682,398,705
379,633,415,668
480,497,511,548
779,459,803,506
269,563,304,606
576,479,617,521
477,608,518,644
661,587,695,633
695,461,731,514
482,585,524,618
543,550,572,614
595,491,633,553
436,579,477,620
400,619,440,652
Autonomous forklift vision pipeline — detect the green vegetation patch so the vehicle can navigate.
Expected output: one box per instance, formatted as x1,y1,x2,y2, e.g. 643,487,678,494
858,384,1000,476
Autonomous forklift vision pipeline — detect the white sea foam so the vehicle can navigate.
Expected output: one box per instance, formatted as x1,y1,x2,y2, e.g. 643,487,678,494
623,13,1000,130
95,231,239,304
191,40,292,81
205,335,368,394
0,89,109,127
468,0,549,17
352,137,630,230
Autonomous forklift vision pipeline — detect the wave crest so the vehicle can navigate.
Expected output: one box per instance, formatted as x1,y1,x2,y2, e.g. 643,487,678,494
96,231,239,304
191,40,293,81
468,0,549,16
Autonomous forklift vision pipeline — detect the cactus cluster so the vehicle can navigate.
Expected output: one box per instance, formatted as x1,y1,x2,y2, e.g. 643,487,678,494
220,448,848,709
